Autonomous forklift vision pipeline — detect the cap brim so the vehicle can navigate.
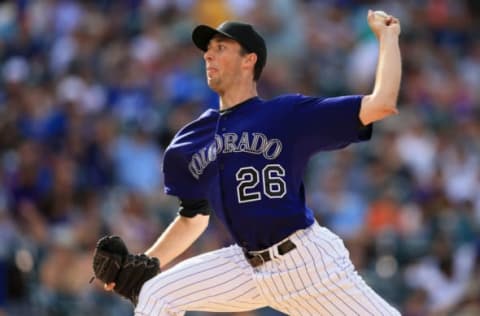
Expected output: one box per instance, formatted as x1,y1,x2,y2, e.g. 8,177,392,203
192,25,234,51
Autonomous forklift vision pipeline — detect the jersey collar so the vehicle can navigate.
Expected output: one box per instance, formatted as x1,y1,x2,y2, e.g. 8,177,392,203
219,96,260,115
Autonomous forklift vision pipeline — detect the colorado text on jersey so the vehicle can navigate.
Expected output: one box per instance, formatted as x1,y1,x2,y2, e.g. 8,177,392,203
188,132,283,179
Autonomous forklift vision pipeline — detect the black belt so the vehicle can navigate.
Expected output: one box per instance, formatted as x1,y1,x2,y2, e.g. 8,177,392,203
244,239,296,268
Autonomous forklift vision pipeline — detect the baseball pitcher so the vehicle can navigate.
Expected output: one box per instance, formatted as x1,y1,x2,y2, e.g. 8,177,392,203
92,10,402,316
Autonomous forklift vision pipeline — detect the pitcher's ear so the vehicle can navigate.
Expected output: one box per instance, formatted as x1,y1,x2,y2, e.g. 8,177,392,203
244,52,258,66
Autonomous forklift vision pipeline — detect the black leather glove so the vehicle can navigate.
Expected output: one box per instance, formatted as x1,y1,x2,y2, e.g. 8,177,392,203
91,235,160,305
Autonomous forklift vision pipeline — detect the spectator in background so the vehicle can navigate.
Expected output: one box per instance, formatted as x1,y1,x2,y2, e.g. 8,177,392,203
111,122,163,196
404,234,477,314
108,190,159,254
309,166,368,241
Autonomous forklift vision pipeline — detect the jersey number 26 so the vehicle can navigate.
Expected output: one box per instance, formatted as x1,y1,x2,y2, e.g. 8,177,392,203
235,164,287,203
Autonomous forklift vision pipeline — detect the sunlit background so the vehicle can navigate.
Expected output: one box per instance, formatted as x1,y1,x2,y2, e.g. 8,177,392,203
1,0,480,315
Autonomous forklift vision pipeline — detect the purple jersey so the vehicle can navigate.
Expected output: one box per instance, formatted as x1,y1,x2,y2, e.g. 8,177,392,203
163,94,371,251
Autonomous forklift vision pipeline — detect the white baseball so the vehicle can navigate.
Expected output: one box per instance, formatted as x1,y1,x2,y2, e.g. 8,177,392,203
374,10,389,19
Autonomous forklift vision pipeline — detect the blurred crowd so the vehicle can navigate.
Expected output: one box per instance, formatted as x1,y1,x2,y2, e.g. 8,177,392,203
0,0,480,315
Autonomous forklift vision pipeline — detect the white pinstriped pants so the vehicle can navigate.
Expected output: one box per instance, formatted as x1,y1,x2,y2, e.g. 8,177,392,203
135,222,400,315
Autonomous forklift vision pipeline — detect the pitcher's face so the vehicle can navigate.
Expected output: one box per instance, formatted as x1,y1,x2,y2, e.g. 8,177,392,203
203,36,248,93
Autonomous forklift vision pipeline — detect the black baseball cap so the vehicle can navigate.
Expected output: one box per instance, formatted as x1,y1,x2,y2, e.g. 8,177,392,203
192,21,267,72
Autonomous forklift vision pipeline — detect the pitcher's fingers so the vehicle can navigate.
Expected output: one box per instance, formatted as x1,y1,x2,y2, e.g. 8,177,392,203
385,16,393,25
390,17,400,24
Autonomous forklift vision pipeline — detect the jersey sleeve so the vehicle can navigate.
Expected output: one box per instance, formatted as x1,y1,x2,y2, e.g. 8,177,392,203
162,109,219,200
177,198,212,217
162,146,208,200
292,94,372,155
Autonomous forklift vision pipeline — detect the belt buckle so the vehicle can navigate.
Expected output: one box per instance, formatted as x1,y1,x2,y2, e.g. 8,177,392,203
254,252,265,266
248,251,266,268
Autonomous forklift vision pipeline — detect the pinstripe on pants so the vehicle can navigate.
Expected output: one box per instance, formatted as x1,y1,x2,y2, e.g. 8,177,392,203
135,222,401,316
